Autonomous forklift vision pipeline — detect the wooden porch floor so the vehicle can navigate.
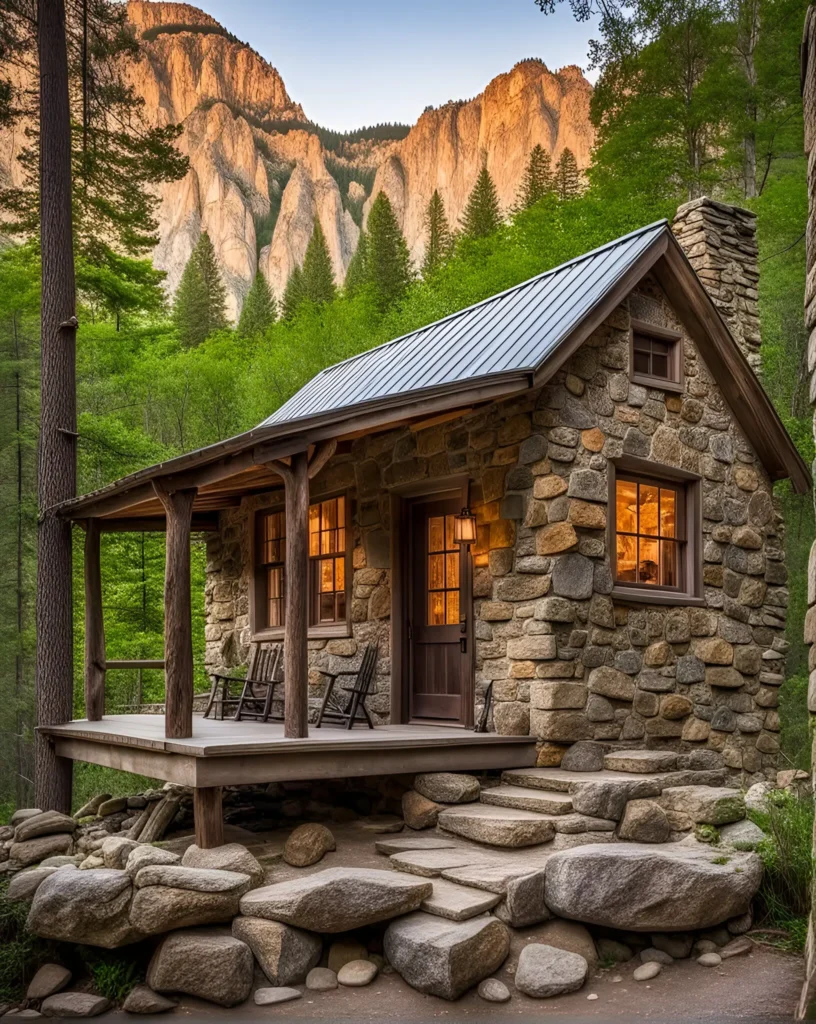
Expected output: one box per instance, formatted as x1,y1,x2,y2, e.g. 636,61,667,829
41,715,538,788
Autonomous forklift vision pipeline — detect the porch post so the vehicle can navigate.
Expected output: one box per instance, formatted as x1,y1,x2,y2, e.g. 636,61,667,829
194,786,224,849
83,519,106,721
153,482,197,739
284,451,310,738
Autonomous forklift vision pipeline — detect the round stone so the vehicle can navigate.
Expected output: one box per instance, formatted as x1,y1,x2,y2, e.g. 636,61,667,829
640,948,673,966
283,823,336,868
337,960,378,987
697,953,722,968
478,978,511,1003
305,968,338,991
515,943,588,998
633,962,662,982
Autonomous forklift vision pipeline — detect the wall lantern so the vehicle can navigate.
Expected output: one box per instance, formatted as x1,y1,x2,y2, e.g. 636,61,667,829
453,507,477,546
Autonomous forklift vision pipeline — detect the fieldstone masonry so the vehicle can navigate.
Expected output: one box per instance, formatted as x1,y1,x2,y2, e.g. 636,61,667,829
204,203,786,784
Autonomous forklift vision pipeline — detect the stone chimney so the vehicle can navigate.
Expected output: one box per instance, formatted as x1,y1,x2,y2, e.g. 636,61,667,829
671,197,761,372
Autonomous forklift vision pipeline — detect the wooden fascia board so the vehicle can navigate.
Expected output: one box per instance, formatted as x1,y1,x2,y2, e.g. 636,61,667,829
532,232,670,386
653,245,811,494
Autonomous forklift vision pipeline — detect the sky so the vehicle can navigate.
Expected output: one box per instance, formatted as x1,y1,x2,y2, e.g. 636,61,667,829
196,0,598,131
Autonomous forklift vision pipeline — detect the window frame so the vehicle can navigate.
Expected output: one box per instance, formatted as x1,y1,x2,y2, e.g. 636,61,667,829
629,318,684,393
608,457,704,607
250,490,353,641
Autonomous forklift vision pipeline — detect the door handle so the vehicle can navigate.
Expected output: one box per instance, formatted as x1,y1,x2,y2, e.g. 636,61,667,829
460,615,467,634
460,637,467,654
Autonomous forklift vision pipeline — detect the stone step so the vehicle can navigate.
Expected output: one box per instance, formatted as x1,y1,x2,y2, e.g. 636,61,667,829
480,785,574,815
420,878,502,921
438,804,556,849
389,848,497,878
503,765,730,796
603,750,678,774
374,836,461,857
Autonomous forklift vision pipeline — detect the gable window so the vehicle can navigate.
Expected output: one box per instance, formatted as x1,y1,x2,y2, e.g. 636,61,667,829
630,319,683,392
609,458,702,605
253,494,350,637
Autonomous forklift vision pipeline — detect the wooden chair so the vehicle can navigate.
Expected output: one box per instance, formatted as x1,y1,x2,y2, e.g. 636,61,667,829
315,641,379,730
204,644,282,722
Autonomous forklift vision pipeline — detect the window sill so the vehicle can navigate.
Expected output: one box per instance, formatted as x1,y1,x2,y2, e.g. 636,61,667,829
251,624,353,643
630,373,684,394
610,586,706,608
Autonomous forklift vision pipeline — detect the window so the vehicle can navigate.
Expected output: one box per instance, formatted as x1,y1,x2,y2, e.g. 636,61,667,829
630,319,682,391
610,458,702,605
427,513,459,625
253,495,350,636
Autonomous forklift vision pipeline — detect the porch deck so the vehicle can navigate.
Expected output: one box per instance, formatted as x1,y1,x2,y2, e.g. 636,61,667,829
40,715,538,788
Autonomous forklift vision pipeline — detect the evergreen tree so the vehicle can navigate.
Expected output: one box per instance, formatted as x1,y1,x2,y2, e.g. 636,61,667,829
238,270,276,337
344,230,368,297
421,190,453,277
301,220,336,304
460,166,502,239
281,263,306,320
365,192,413,310
173,232,228,346
554,149,581,200
516,144,555,210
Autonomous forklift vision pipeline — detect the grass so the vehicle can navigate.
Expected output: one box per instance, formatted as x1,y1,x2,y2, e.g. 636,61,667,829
0,879,50,1002
81,953,142,1004
750,789,814,952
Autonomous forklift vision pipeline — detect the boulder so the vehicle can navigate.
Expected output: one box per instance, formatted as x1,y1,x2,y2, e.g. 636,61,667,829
240,867,432,932
402,790,442,829
146,928,253,1007
514,944,588,998
7,867,64,902
10,834,73,868
27,868,141,948
570,779,662,821
73,795,111,820
618,800,671,843
26,965,71,1001
283,823,336,867
121,984,177,1014
14,811,76,844
40,993,110,1017
414,773,481,804
254,987,301,1006
560,742,605,773
744,782,773,814
494,869,550,928
384,912,510,1000
544,843,762,931
125,845,180,878
101,836,139,870
719,819,765,851
658,787,745,828
532,919,597,966
437,804,556,847
182,843,264,886
305,968,337,991
97,797,128,817
337,960,378,987
641,947,673,965
232,916,321,985
11,808,42,825
130,868,251,936
133,865,250,892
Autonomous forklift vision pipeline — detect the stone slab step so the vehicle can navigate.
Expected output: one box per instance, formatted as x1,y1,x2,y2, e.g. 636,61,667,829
374,836,461,856
420,878,502,921
502,767,677,793
389,848,497,878
480,785,573,815
438,804,556,849
603,750,678,774
441,858,550,895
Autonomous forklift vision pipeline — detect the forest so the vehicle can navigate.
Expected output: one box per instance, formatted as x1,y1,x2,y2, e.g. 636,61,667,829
0,0,811,814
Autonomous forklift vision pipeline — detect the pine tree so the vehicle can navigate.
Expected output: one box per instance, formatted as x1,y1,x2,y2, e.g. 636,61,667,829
460,166,502,240
516,144,555,210
238,270,276,337
554,148,581,201
281,263,306,320
173,231,228,347
344,230,368,297
301,220,336,304
421,190,453,277
365,192,413,311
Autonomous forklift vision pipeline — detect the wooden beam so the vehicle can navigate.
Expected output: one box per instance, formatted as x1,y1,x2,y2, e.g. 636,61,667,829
307,439,337,479
153,482,196,739
105,659,165,671
98,516,219,533
193,787,224,849
84,519,106,722
268,451,310,738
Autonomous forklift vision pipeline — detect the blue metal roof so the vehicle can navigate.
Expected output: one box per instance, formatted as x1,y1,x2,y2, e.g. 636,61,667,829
262,221,669,428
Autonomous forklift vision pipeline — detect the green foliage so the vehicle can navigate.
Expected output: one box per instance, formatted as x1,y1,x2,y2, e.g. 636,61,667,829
281,263,306,320
254,163,293,256
778,675,810,771
302,220,337,304
554,148,581,200
460,165,502,239
173,232,229,347
422,190,454,277
750,790,814,950
141,22,246,46
325,157,376,226
0,878,47,1002
81,951,143,1004
363,192,413,310
238,272,277,337
516,144,555,210
344,230,369,297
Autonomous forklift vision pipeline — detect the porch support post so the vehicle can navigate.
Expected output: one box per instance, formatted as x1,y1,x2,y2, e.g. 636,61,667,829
193,786,224,849
153,482,197,740
83,519,106,721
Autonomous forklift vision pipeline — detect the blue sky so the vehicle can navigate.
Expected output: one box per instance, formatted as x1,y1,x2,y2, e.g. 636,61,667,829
197,0,598,130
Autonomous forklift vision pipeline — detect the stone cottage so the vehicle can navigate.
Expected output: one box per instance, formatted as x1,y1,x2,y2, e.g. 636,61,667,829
188,199,808,784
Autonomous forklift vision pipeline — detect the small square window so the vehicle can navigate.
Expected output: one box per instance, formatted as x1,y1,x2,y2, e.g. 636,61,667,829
630,320,682,390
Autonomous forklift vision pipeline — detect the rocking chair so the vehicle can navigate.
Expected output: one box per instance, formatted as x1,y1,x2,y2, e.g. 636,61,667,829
204,644,283,722
314,641,379,730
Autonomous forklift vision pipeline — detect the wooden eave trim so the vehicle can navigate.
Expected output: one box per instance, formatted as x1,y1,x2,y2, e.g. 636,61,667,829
653,244,811,494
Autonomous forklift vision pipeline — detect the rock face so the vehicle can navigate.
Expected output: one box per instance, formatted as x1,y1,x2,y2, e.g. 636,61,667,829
147,928,254,1007
384,912,510,1000
514,943,588,998
27,869,141,949
240,867,432,932
231,916,322,985
544,843,763,931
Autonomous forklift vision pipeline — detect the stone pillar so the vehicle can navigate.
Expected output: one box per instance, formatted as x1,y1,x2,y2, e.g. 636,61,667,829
672,197,762,372
798,9,816,1019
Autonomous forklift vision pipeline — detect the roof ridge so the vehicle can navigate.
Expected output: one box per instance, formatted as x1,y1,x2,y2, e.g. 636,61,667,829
289,220,669,390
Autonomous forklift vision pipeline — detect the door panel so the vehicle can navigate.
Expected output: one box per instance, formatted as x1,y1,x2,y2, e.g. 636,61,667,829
409,497,468,722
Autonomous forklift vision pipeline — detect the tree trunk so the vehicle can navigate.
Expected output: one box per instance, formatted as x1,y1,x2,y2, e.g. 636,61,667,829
153,484,196,739
83,519,105,721
35,0,77,814
739,0,760,199
284,451,309,738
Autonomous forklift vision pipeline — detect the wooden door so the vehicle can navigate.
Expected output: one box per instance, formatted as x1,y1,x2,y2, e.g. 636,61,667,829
408,496,469,723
